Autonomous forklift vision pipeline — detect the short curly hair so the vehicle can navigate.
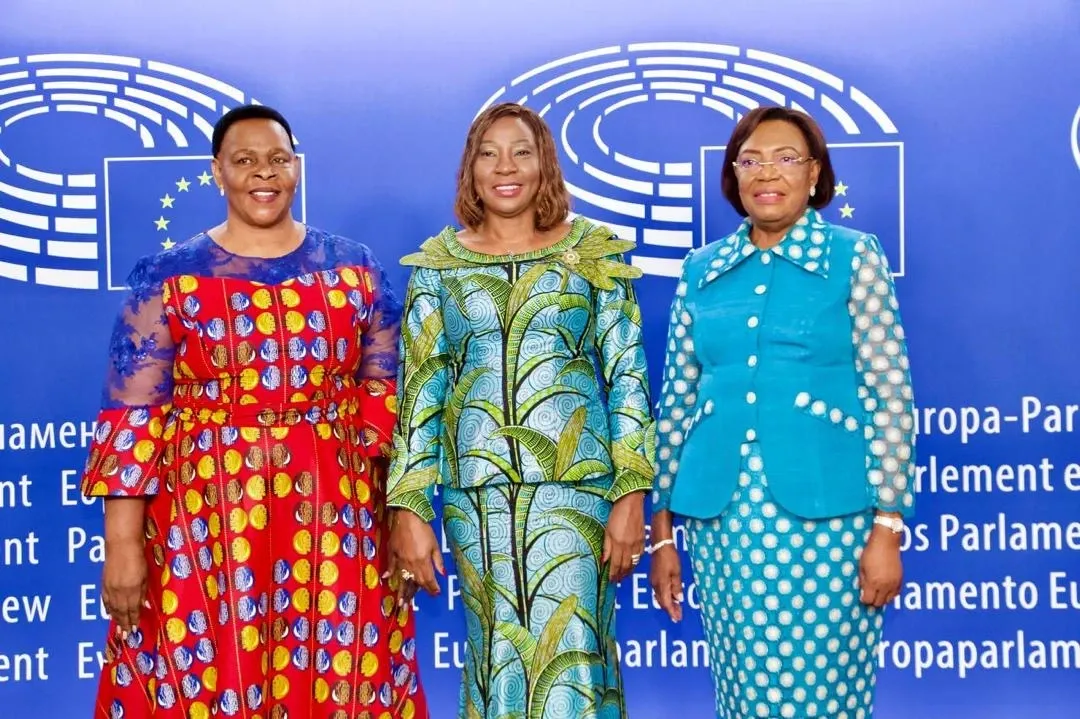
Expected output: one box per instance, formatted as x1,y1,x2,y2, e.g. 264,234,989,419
211,104,295,157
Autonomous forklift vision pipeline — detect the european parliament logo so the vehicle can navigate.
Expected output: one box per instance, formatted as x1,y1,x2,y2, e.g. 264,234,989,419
0,53,305,291
475,42,905,278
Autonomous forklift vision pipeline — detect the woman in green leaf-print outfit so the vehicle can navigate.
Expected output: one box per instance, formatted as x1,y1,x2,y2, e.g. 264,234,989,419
387,103,654,719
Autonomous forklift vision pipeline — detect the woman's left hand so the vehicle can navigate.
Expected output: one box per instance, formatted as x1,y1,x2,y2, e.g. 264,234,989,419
604,491,646,582
859,525,903,607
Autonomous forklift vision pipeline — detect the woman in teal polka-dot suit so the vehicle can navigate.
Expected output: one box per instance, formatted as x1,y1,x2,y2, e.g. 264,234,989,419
649,106,915,719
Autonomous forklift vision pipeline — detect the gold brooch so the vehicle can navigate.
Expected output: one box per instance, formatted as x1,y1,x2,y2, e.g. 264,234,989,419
561,249,581,266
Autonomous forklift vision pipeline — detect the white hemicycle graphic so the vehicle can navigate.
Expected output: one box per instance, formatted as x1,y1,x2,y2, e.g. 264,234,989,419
1072,103,1080,170
0,53,301,290
477,42,903,278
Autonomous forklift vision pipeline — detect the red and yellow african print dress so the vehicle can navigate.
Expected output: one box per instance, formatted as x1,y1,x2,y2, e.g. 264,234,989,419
80,227,427,719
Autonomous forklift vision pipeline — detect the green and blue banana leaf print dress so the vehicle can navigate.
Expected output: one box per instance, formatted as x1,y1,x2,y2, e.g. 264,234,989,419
388,216,654,719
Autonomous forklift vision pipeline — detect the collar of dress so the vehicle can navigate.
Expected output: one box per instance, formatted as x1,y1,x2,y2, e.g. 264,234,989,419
698,207,833,290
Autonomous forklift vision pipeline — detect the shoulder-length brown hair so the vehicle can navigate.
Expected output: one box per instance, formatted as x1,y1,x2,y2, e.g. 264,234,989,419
720,106,836,217
453,102,571,231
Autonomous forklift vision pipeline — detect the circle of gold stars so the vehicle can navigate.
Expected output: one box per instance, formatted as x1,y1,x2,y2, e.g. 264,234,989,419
155,170,214,249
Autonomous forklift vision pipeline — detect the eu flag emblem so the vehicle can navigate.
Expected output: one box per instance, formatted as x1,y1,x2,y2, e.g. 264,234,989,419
700,142,905,276
103,155,306,290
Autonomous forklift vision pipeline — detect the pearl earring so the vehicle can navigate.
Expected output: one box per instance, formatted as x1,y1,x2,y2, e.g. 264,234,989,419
809,186,816,197
218,186,224,196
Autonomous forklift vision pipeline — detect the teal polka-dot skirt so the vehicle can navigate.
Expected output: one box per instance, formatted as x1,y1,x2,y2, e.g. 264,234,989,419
687,443,884,719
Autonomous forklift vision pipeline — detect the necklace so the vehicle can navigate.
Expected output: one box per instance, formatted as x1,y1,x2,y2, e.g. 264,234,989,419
502,242,532,258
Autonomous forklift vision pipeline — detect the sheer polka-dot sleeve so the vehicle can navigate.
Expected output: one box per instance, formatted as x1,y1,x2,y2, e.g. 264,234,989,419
849,234,916,517
651,266,701,513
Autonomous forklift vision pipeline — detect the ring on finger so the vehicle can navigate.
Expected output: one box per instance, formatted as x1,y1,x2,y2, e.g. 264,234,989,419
630,553,641,565
400,569,414,581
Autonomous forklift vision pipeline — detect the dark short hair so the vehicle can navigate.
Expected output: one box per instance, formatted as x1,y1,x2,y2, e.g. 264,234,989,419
453,102,571,232
720,106,835,216
211,104,295,157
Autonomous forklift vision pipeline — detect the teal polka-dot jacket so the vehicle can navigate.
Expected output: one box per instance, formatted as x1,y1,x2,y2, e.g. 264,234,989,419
652,208,916,522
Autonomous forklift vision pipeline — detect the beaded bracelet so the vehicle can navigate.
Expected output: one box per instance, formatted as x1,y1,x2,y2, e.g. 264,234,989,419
648,538,675,554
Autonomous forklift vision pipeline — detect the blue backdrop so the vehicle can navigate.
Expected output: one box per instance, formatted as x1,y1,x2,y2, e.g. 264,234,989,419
2,0,1080,716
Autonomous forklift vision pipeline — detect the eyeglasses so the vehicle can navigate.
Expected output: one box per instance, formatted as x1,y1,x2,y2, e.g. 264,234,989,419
732,156,814,175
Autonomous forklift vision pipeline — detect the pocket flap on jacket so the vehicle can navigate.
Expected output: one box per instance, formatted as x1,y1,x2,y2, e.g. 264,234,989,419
793,391,862,433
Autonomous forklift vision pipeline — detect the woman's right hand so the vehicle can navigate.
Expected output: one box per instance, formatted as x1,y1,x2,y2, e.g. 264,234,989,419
649,543,684,622
102,537,148,639
387,509,445,605
649,511,683,622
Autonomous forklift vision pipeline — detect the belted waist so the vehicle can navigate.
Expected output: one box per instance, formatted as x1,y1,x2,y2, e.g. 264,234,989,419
169,383,364,427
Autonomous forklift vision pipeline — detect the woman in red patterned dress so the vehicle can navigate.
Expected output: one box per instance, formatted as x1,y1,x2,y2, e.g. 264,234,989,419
80,105,428,719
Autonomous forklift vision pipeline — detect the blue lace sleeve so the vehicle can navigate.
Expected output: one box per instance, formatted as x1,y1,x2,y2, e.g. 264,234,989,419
101,256,175,409
354,245,403,459
82,256,174,498
358,245,402,382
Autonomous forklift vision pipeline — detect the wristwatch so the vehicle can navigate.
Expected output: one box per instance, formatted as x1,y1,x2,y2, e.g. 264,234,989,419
873,515,904,533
